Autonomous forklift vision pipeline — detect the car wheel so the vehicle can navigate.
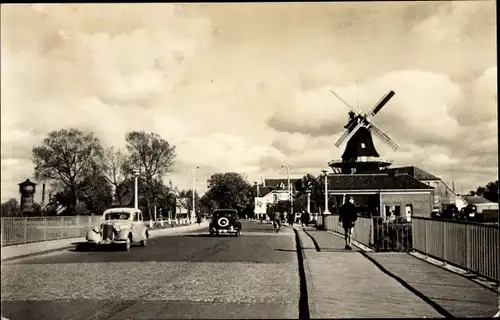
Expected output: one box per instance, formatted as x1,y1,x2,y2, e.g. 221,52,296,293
124,236,131,251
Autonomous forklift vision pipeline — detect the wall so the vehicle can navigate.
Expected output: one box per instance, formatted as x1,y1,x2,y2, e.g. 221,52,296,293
380,192,432,218
421,180,458,211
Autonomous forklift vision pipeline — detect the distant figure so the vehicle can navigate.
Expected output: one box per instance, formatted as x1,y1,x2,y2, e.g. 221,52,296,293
339,197,357,250
260,215,263,223
287,212,294,226
273,211,281,232
300,211,307,227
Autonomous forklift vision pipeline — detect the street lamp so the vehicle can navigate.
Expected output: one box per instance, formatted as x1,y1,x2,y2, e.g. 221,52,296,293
192,165,199,224
321,169,330,215
133,170,140,210
281,164,293,216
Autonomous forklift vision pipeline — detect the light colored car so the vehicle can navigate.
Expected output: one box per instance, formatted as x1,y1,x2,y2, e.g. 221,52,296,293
86,207,150,251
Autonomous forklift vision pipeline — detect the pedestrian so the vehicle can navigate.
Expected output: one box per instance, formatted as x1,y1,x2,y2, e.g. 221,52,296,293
339,197,357,250
300,211,306,227
304,211,310,227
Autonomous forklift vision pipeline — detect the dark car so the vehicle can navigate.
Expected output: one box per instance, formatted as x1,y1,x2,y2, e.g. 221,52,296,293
209,209,242,237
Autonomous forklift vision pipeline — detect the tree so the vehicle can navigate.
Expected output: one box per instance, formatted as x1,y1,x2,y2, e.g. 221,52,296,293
78,170,114,214
102,147,129,205
178,189,201,214
32,129,105,213
1,198,20,217
204,172,254,217
483,180,498,203
124,131,176,219
469,180,499,203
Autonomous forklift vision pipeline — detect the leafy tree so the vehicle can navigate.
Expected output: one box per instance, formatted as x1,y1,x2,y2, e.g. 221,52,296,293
178,189,202,214
78,170,113,214
471,180,499,202
123,131,176,219
294,173,323,209
1,198,20,217
102,147,130,205
204,172,254,217
32,129,105,213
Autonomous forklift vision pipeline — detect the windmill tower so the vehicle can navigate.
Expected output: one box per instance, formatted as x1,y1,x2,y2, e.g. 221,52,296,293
327,89,399,174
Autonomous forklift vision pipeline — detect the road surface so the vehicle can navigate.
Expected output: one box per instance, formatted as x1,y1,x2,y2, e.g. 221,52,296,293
1,220,299,320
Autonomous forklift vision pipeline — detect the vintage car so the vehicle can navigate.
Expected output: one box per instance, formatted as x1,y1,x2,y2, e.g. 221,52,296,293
209,209,242,236
86,207,149,251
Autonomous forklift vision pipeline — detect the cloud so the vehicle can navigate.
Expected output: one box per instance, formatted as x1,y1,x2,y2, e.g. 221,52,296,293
268,69,463,143
0,3,496,202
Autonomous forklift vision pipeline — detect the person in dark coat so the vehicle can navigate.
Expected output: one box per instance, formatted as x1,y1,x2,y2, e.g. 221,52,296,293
339,197,357,250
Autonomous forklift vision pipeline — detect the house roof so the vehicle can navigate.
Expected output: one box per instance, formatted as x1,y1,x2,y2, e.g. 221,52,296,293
325,173,433,191
385,166,440,181
263,178,301,188
254,186,274,197
462,195,493,204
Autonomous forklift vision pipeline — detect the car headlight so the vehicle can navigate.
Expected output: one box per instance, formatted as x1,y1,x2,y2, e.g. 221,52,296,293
114,225,122,232
92,226,100,233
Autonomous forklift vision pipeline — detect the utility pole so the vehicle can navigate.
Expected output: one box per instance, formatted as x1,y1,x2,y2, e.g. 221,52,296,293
192,166,199,224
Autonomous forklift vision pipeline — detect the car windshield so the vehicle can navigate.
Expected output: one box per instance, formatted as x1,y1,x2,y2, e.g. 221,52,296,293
105,212,131,220
213,210,236,218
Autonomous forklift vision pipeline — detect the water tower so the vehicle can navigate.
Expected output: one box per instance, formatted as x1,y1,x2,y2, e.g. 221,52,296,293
19,179,37,214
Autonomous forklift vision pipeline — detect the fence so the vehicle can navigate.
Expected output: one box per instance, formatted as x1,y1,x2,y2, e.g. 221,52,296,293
412,217,499,282
1,216,198,246
323,214,499,282
1,216,103,246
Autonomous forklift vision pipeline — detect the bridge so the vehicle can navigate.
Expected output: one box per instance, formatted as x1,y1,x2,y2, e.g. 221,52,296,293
1,218,499,319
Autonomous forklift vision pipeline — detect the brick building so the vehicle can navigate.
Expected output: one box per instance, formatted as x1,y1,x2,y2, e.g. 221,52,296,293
320,173,434,220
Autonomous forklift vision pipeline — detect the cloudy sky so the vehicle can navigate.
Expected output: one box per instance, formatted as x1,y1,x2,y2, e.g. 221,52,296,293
1,2,497,202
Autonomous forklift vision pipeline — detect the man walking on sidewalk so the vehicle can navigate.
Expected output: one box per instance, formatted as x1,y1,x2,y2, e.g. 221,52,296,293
339,197,357,250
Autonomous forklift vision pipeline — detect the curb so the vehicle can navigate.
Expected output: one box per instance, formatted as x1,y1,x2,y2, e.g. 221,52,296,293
1,245,75,263
324,229,373,252
409,251,499,294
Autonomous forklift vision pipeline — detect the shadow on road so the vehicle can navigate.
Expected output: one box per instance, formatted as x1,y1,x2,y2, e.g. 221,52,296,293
274,248,296,252
68,242,142,252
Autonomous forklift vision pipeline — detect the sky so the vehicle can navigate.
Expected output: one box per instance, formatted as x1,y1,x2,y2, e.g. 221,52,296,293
1,2,497,203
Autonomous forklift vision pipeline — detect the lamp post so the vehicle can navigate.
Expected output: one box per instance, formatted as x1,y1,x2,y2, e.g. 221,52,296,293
306,189,311,215
281,164,293,216
133,170,140,210
192,165,199,224
321,169,330,215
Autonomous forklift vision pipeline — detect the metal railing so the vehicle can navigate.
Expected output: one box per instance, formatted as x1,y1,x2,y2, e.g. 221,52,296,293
1,216,200,246
324,215,374,247
1,216,103,246
412,217,499,282
322,215,499,282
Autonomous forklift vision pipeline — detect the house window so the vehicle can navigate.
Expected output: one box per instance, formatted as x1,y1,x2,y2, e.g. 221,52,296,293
361,143,366,149
394,205,401,217
384,205,391,218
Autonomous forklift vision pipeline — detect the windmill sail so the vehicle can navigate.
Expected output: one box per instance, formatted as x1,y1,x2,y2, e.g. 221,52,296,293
368,90,395,116
370,123,399,151
335,121,363,148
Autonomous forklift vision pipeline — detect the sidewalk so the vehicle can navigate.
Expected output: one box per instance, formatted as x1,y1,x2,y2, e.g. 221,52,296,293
1,222,209,261
296,228,499,318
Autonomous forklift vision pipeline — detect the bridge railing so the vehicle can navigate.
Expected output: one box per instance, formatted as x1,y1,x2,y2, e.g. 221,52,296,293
323,214,499,282
0,216,194,246
412,217,499,282
1,216,103,246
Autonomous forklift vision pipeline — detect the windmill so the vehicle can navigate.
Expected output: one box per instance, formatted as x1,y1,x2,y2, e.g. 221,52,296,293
327,89,399,174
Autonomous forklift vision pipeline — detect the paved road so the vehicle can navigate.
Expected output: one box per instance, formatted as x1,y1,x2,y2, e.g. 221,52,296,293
1,220,300,320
